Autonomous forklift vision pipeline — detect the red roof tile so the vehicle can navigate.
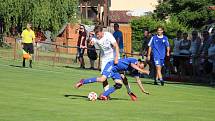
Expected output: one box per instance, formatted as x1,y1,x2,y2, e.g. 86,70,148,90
109,10,134,23
208,6,215,10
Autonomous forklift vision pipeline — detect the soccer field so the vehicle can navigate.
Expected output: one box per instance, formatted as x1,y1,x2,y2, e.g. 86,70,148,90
0,59,215,121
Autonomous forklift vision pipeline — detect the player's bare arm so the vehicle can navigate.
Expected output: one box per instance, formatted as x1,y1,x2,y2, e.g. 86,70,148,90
147,47,152,61
130,63,150,75
135,77,149,95
112,42,120,64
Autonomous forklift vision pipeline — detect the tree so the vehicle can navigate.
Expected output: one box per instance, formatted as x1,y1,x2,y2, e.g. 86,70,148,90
155,0,215,28
0,0,78,36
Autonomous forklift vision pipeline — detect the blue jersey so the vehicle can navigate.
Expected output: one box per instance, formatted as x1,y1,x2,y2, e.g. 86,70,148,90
102,58,139,80
113,30,123,49
148,35,169,59
112,58,138,72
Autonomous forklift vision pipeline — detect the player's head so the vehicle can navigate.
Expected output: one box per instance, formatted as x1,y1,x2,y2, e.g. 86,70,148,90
79,24,85,32
157,26,164,36
202,30,209,39
137,59,147,69
26,23,32,30
114,23,119,31
94,25,103,39
192,30,198,39
183,32,188,40
176,30,182,38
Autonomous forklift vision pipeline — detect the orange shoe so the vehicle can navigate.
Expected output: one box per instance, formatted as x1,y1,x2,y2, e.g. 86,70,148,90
128,92,137,101
99,94,108,101
75,79,84,88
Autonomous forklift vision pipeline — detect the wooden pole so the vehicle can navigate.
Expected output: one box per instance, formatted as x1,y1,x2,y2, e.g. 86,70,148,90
85,2,88,19
13,38,16,60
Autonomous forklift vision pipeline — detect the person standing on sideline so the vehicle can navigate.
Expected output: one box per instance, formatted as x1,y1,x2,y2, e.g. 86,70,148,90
141,29,151,59
147,26,170,86
21,23,35,68
113,23,124,55
77,25,87,68
172,30,182,73
87,31,97,70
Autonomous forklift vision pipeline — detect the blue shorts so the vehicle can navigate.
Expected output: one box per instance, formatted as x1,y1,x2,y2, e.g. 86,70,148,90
102,61,121,80
154,58,165,66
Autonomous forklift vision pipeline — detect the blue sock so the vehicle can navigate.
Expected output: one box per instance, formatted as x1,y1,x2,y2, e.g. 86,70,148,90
102,87,116,96
82,77,97,84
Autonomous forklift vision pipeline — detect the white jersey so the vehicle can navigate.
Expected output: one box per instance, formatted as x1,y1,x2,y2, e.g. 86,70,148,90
91,32,117,72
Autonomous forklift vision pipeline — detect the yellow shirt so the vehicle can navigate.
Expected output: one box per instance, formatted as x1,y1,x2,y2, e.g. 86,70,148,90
21,29,35,43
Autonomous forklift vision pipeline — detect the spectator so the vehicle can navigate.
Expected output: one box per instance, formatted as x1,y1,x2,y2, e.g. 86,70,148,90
179,32,191,55
141,29,151,59
77,25,87,68
200,31,211,55
113,23,124,55
87,31,97,70
190,31,201,77
207,35,215,85
179,32,191,76
172,30,182,73
21,23,35,68
147,26,170,86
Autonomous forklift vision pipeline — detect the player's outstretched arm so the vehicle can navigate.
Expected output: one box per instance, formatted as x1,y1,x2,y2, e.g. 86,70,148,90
112,42,119,64
135,77,149,95
130,63,150,75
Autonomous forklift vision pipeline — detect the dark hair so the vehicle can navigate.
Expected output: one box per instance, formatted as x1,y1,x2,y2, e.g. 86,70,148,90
94,25,103,34
177,30,182,34
183,32,188,36
157,26,164,31
114,23,119,27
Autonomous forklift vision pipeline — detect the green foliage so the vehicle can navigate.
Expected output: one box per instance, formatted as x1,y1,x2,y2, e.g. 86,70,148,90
0,0,78,36
81,19,94,25
130,16,189,52
155,0,215,28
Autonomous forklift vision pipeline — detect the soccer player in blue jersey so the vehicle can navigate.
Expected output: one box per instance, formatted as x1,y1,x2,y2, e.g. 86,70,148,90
75,58,150,100
147,26,170,86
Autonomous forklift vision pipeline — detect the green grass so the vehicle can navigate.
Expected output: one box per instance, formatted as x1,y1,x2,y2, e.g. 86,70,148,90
0,59,215,121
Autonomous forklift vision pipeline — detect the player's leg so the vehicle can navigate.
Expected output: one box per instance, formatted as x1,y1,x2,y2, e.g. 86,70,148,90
121,74,137,101
100,79,123,100
75,75,107,88
101,59,111,91
29,43,34,68
75,61,113,88
154,58,160,85
22,43,27,67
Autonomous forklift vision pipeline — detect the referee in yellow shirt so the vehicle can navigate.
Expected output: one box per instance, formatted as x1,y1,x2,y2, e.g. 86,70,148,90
21,23,35,68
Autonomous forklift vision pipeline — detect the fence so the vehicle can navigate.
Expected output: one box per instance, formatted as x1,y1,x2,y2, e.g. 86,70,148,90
1,36,214,84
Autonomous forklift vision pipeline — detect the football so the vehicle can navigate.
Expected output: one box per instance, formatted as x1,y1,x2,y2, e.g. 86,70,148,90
88,92,97,101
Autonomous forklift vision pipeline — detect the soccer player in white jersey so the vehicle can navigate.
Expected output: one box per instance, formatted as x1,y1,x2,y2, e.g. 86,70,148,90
90,25,137,100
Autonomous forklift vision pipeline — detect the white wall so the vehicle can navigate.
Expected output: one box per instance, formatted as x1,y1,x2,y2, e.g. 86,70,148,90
110,0,158,11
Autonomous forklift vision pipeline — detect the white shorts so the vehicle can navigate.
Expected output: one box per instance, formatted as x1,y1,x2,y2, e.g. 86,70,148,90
101,57,114,74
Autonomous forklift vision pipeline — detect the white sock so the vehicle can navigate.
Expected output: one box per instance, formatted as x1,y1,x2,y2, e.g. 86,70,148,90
104,85,110,91
125,85,131,93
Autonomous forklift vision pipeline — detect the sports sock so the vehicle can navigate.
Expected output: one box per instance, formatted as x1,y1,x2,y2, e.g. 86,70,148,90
102,87,116,97
22,58,26,67
104,85,110,91
29,60,32,68
159,78,164,82
82,77,97,84
125,84,132,94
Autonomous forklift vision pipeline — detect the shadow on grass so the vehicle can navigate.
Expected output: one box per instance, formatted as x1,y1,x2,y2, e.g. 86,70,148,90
64,94,129,101
9,64,23,68
61,66,99,71
130,78,215,88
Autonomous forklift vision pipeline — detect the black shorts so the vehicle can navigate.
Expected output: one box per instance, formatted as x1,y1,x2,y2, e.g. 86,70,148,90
23,43,34,54
77,48,85,58
173,55,180,67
